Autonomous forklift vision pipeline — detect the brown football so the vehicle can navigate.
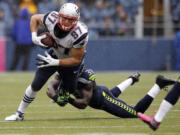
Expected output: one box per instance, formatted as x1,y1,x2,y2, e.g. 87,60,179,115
40,32,55,48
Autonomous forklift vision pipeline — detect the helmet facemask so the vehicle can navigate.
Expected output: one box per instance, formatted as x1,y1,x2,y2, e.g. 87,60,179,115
58,14,78,31
58,3,80,31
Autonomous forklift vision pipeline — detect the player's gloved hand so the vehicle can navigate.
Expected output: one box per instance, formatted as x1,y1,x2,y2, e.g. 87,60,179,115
56,90,70,106
37,51,59,68
32,32,49,49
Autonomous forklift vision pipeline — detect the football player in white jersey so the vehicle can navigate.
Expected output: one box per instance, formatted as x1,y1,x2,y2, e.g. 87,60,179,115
5,3,89,121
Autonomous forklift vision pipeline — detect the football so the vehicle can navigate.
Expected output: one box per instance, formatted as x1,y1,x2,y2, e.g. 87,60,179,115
40,32,55,48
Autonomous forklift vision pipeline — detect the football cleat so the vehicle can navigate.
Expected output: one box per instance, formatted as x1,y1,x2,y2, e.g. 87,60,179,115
5,111,24,121
137,112,160,131
156,75,176,89
129,72,141,85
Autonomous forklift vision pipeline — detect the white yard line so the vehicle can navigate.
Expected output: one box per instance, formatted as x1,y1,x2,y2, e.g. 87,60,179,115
0,125,180,129
1,116,180,123
0,110,104,114
0,125,147,129
54,133,148,135
0,134,148,135
1,109,180,114
0,134,27,135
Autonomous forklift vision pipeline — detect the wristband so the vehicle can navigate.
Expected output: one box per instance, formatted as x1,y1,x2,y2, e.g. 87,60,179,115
58,59,61,66
32,32,37,38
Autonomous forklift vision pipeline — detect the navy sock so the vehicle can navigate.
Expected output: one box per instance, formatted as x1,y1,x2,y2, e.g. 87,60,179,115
165,82,180,105
110,87,121,97
134,94,153,113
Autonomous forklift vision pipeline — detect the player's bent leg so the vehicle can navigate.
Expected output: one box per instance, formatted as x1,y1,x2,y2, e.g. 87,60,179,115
101,90,137,118
134,75,176,113
5,85,35,121
153,81,180,124
109,87,121,98
5,67,57,121
134,94,153,113
58,65,82,94
164,81,180,105
32,67,57,91
110,72,141,97
137,112,160,131
136,76,177,130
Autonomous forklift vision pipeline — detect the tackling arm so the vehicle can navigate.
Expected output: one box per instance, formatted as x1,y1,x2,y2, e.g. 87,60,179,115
46,72,94,108
46,73,60,99
68,85,93,109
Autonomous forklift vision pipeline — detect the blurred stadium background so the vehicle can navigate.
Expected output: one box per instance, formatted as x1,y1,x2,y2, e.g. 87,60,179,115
0,0,180,135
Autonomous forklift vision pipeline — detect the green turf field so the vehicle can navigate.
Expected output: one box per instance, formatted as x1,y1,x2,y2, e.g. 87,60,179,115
0,71,180,135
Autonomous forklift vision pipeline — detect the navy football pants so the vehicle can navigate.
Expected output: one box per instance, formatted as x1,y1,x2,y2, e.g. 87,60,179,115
31,65,82,93
90,86,153,118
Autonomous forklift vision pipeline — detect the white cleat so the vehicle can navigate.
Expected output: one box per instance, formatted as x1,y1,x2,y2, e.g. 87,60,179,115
5,111,24,121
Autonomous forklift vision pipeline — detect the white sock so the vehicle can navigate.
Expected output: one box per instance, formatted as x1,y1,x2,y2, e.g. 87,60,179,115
116,78,133,93
147,84,160,98
17,85,37,113
154,100,173,122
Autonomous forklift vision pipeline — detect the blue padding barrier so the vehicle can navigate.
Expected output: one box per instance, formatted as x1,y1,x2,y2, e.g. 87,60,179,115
6,38,175,71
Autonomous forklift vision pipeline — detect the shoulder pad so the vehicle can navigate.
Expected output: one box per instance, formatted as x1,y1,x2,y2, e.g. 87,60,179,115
42,11,58,28
78,69,96,84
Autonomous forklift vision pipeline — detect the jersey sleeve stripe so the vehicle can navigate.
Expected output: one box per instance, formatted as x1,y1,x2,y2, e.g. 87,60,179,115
73,32,88,45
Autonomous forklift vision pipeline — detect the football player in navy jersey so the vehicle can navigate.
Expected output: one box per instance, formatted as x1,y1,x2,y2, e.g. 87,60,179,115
5,3,89,121
46,69,176,118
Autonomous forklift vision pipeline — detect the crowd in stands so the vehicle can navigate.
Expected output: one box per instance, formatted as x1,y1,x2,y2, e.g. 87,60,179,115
0,0,142,39
1,0,180,38
171,0,180,22
77,0,142,38
1,0,180,39
171,0,180,32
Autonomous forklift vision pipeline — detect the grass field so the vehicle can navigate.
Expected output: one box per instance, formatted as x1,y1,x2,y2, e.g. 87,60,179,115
0,71,180,135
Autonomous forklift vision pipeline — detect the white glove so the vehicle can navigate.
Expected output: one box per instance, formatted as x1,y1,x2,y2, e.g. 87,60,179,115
32,32,49,49
37,51,60,68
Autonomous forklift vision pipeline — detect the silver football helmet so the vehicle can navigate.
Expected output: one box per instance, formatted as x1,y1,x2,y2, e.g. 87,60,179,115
58,3,80,31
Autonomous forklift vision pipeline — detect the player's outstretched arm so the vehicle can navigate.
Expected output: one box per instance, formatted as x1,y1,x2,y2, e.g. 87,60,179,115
69,83,93,109
46,74,60,99
69,90,91,109
46,76,69,106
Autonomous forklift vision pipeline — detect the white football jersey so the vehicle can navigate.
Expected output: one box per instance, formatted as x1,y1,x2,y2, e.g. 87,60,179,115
42,11,88,59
